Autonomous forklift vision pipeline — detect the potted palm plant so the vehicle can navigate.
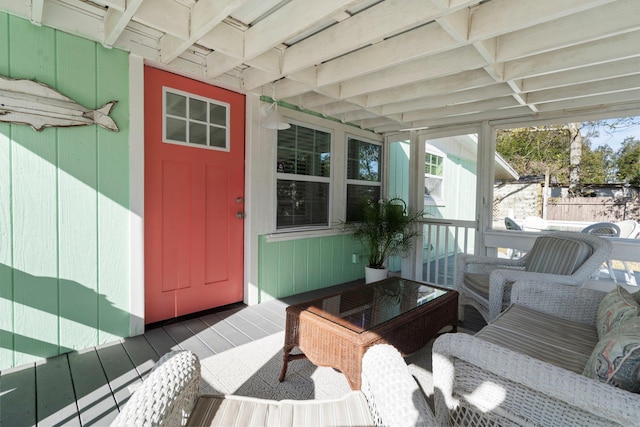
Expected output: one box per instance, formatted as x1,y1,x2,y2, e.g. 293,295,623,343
344,197,423,283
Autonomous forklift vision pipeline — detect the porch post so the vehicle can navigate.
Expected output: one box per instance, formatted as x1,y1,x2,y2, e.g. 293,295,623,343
402,130,422,280
476,121,496,257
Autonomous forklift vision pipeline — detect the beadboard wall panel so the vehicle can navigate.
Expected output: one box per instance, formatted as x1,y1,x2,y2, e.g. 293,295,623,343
0,12,130,369
258,234,365,302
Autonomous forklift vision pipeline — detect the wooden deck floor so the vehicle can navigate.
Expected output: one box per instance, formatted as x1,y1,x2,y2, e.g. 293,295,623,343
0,280,485,426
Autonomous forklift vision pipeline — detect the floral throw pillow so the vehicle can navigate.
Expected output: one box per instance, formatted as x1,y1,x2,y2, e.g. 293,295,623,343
596,286,640,338
583,317,640,393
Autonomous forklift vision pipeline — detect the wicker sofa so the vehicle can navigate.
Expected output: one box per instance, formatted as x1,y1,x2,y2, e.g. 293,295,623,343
111,343,436,427
433,281,640,426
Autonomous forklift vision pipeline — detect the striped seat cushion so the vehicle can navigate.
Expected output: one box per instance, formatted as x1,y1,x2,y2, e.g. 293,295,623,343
187,393,374,427
475,304,599,374
525,236,593,275
463,273,490,299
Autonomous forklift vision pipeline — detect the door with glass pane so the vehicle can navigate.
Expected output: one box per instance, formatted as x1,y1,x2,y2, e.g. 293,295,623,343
387,132,479,286
421,132,479,286
144,66,245,323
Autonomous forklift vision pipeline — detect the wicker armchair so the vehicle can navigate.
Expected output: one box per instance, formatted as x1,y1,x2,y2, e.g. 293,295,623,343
111,344,436,427
456,231,612,322
433,281,640,427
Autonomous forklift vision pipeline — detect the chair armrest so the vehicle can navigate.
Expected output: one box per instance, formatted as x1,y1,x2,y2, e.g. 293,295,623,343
361,344,436,427
458,254,526,267
510,280,606,325
456,255,526,294
432,334,640,427
111,351,200,427
487,269,590,321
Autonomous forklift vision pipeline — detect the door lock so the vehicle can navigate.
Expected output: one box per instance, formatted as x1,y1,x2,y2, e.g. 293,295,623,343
236,197,243,203
236,211,246,219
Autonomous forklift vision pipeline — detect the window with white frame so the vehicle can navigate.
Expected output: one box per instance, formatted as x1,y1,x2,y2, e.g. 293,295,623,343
424,150,444,205
163,87,229,150
276,123,332,229
346,137,382,222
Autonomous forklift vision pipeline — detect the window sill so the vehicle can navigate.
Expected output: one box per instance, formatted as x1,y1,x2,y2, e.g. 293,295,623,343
265,227,345,243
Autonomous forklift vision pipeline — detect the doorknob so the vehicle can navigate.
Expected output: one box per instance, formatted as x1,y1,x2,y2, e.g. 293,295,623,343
236,197,243,203
236,211,246,219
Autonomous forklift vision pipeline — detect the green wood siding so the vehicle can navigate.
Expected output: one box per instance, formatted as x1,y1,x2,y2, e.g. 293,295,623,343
258,234,364,301
388,141,410,202
0,13,130,369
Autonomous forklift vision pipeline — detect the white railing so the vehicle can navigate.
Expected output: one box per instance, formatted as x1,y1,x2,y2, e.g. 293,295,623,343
418,219,476,288
413,224,640,291
484,229,640,290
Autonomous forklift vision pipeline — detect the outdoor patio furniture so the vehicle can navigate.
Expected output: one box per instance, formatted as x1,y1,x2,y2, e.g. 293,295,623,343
432,280,640,426
615,219,640,285
504,217,523,258
456,231,612,322
504,217,522,231
582,222,621,282
111,344,437,427
280,277,458,390
522,215,548,231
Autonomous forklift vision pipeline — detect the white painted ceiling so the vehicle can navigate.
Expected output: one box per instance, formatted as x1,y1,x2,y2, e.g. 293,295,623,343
2,0,639,134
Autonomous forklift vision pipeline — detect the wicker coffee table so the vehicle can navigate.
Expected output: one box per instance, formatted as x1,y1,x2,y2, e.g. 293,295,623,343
278,277,458,390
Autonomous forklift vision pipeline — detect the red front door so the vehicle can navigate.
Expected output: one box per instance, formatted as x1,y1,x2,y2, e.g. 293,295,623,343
144,67,245,324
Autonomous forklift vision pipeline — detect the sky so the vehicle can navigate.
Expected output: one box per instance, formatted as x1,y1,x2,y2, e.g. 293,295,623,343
586,117,640,152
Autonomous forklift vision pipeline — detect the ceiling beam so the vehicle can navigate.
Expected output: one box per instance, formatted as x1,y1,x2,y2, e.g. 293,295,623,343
522,57,640,92
406,106,534,130
435,7,468,42
363,69,496,107
535,89,640,113
504,31,640,80
160,0,248,64
30,0,43,25
104,0,143,47
381,83,515,115
402,96,520,122
280,0,441,78
526,75,640,105
244,0,361,60
198,22,244,59
340,46,486,99
134,0,189,38
496,0,640,62
205,51,243,78
316,22,457,87
468,0,616,40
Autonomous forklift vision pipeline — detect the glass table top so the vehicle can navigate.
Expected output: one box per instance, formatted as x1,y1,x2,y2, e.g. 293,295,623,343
301,277,450,333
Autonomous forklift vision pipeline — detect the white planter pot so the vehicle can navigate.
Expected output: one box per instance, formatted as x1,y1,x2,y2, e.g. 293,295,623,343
365,266,388,284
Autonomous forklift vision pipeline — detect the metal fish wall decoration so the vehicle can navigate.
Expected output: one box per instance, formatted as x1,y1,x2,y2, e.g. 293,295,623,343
0,75,119,132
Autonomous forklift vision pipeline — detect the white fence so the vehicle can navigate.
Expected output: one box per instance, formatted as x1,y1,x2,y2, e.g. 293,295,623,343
415,222,640,291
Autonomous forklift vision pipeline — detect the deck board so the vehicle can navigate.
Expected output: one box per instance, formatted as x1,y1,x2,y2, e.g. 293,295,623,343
68,348,118,426
143,326,179,357
200,313,253,347
95,342,140,410
120,335,161,379
181,318,235,354
35,355,80,426
163,322,216,359
0,362,37,426
208,311,271,341
234,307,283,335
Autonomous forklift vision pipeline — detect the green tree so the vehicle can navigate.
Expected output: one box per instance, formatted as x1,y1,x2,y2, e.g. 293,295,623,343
615,137,640,185
580,147,608,184
496,125,572,181
497,119,638,188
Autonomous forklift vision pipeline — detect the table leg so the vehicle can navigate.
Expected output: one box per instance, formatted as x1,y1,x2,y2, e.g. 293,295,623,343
278,345,293,382
279,345,307,382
